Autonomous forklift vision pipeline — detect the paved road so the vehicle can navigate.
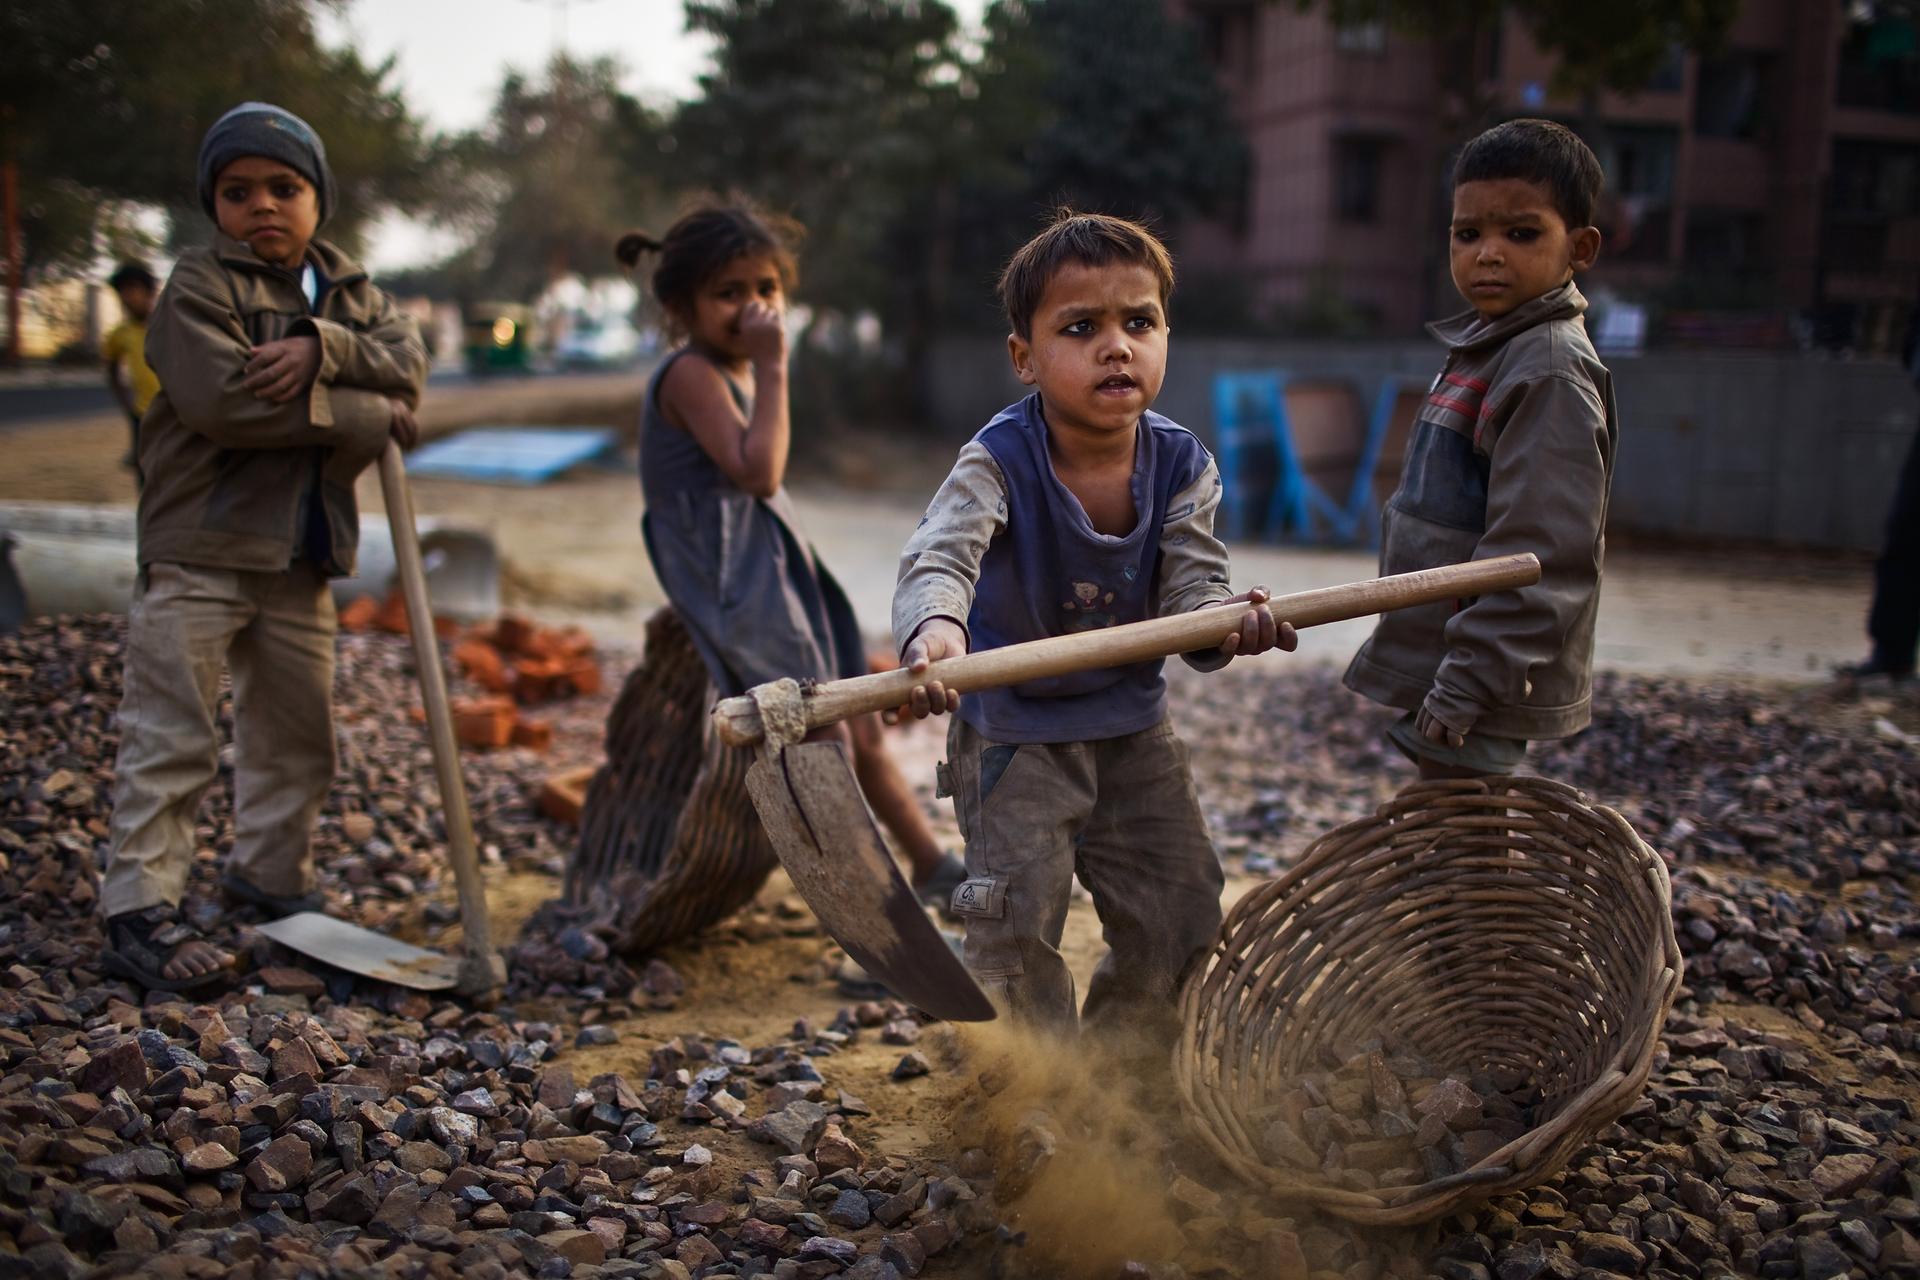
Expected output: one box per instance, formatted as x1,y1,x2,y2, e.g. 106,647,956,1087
0,382,120,425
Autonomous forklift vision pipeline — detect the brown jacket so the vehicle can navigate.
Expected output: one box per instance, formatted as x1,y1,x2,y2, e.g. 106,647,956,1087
1344,281,1616,740
136,234,427,577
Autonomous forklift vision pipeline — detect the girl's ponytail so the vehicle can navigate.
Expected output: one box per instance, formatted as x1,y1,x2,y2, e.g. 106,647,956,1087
615,230,663,270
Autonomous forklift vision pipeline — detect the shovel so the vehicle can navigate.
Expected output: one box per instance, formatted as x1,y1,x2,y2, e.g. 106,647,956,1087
712,552,1543,1022
256,442,509,996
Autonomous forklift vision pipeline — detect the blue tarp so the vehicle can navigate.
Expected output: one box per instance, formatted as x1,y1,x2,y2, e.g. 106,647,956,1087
404,427,618,485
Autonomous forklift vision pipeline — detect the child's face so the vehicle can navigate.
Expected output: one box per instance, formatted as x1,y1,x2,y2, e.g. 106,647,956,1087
213,156,320,269
685,252,785,361
1007,260,1167,442
1448,178,1599,319
113,283,155,322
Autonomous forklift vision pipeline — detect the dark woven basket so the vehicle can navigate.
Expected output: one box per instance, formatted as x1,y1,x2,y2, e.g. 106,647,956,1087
562,608,777,954
1175,776,1682,1225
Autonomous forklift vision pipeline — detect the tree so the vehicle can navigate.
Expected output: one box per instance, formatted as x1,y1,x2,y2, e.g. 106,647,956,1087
668,0,1253,418
673,0,967,322
982,0,1246,231
933,0,1250,331
0,0,429,274
424,55,676,303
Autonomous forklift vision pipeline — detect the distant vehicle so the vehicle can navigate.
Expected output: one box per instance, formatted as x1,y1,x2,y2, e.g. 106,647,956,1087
463,303,536,375
554,317,643,369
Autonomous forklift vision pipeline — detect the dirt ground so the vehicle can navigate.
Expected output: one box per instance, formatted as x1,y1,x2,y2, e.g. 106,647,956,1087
2,385,1908,1278
413,700,1265,1280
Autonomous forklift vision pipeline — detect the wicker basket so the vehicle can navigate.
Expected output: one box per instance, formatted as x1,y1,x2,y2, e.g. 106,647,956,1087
562,608,778,954
1175,776,1682,1225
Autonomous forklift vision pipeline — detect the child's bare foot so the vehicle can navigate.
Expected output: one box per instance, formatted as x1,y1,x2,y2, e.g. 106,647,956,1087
103,906,236,992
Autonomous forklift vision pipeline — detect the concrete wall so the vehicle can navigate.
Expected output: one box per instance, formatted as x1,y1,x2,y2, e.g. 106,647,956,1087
921,336,1917,551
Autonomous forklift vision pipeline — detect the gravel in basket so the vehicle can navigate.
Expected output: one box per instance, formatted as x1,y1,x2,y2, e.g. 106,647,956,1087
1175,776,1683,1225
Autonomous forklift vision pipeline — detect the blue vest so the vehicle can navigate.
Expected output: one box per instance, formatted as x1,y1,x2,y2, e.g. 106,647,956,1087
960,393,1212,744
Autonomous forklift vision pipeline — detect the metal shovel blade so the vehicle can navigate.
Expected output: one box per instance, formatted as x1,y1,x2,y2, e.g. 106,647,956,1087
254,912,460,991
745,741,996,1022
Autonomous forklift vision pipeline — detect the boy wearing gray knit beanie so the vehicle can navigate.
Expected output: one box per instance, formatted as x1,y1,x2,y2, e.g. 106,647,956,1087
100,102,429,991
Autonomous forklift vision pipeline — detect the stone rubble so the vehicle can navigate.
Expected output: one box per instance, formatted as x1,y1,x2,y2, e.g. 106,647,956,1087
0,624,1916,1277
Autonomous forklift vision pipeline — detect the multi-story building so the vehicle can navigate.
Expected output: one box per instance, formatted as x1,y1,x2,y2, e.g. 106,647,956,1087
1173,0,1920,347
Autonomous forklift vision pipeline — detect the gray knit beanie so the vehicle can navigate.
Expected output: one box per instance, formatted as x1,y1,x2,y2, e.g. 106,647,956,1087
197,102,336,226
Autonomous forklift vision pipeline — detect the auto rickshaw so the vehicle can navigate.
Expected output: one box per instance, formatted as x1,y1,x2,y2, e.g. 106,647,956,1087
462,303,536,375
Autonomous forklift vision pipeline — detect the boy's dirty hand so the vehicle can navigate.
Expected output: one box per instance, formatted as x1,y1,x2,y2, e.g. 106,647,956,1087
243,336,321,403
1416,705,1467,749
889,619,966,722
387,398,419,450
1210,587,1295,660
738,300,787,365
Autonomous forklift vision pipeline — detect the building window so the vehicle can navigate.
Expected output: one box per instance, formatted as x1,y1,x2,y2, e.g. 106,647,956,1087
1196,6,1255,85
1334,19,1386,54
1832,139,1920,216
1595,126,1677,262
1684,210,1763,270
1825,138,1920,271
1644,43,1685,92
1694,51,1771,139
1334,138,1384,224
1838,3,1920,115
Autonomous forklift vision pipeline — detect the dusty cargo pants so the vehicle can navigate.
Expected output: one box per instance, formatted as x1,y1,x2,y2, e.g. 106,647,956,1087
943,716,1224,1043
101,562,337,918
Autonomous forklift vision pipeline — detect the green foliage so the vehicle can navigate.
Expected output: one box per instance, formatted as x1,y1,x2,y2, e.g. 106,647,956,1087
986,0,1246,225
673,0,967,321
1522,1,1739,101
928,0,1248,335
427,56,675,302
0,0,429,275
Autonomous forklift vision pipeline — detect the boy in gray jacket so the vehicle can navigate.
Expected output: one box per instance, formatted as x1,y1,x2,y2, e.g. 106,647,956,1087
1345,119,1617,777
101,103,426,991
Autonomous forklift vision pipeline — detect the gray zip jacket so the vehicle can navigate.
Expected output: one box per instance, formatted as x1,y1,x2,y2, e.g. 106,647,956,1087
1344,281,1616,740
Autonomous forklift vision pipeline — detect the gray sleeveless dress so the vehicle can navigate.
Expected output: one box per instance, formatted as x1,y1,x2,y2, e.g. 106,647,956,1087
639,349,866,697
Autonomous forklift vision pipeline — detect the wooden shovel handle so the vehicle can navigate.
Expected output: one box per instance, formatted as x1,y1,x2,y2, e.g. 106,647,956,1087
378,442,504,995
711,552,1540,748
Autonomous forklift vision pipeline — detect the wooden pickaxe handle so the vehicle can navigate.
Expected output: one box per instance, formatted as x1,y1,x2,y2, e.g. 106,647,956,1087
712,552,1540,748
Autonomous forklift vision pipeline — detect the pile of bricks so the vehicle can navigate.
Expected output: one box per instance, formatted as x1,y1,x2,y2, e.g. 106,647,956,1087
447,614,601,752
346,594,601,752
337,589,457,640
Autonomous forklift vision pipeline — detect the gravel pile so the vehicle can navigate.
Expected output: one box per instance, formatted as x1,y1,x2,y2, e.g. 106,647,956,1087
1,619,1916,1278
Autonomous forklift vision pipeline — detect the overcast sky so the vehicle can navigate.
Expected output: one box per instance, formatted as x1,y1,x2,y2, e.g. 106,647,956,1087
319,0,986,269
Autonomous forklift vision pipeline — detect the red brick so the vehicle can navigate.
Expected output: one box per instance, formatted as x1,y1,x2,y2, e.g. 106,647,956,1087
453,640,512,693
373,590,411,636
537,767,595,826
510,718,553,751
562,657,601,696
493,614,538,655
451,696,516,749
337,596,380,633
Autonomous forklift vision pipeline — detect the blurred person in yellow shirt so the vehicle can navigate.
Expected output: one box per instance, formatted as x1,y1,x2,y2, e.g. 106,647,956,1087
104,261,161,473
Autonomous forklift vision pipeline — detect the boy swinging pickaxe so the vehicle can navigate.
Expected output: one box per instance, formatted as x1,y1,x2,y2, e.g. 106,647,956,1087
711,554,1541,1021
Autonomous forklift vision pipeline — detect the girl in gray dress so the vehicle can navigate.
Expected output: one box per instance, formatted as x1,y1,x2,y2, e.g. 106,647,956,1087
619,206,964,907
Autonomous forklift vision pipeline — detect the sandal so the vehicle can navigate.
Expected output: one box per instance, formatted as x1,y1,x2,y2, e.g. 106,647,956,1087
219,872,324,917
102,906,235,994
